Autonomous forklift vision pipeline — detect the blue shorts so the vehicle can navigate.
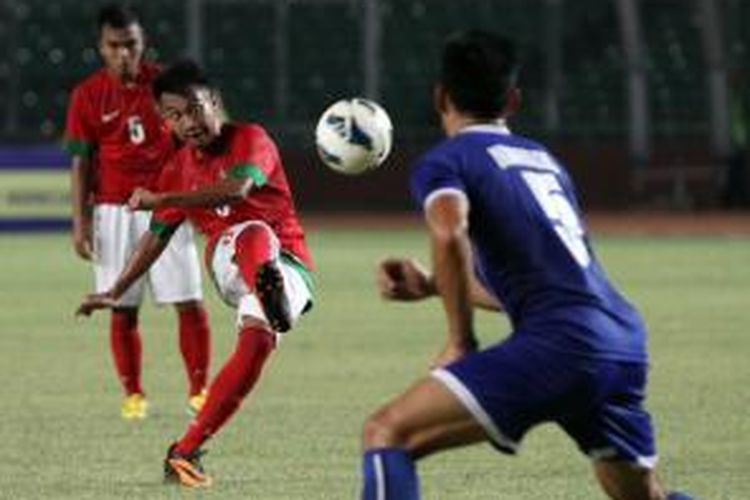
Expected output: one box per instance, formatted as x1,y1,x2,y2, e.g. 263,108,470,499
432,334,657,468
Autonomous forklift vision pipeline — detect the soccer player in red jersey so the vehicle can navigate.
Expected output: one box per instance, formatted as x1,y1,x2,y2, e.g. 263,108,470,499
77,60,314,488
65,5,212,420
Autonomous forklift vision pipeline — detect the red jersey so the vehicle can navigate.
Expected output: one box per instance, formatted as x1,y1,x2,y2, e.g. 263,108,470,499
64,62,172,203
151,123,313,269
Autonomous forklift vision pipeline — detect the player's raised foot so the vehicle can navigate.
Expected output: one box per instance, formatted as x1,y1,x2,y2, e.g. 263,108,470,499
255,260,291,333
164,443,212,488
121,393,148,420
187,389,208,416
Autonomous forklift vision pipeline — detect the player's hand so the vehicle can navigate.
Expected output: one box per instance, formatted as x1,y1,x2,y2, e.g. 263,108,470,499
76,291,117,317
377,257,435,301
72,216,93,261
430,338,478,369
128,188,162,211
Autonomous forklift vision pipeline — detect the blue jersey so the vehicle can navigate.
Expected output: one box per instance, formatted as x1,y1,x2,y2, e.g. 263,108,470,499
410,123,647,362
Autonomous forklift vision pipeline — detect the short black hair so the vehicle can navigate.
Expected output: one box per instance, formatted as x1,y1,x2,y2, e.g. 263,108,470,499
153,59,212,99
97,4,141,33
440,30,520,119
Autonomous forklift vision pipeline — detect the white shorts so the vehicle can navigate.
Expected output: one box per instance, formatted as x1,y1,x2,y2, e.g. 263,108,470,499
93,204,203,307
209,221,313,327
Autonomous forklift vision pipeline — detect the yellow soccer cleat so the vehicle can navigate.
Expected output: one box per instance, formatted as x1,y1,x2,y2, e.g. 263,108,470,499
187,389,208,416
121,393,148,420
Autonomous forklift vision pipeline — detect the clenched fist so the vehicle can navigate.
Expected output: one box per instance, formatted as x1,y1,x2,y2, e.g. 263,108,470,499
376,257,435,301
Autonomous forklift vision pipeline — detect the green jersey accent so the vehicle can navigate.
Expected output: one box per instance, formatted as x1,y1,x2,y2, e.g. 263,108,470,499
281,251,315,294
229,163,267,187
63,139,94,158
149,219,180,240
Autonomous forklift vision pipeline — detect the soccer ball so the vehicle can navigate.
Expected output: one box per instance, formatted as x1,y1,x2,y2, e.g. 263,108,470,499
315,97,393,175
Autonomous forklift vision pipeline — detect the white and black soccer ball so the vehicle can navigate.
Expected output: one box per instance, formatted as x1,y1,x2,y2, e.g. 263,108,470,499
314,97,393,175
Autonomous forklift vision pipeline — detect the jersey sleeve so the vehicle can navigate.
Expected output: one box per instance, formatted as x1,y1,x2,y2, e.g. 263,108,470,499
149,158,186,239
225,125,281,188
409,152,466,211
63,86,96,158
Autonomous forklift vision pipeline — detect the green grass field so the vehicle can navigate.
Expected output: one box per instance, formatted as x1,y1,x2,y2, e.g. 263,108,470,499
0,230,748,499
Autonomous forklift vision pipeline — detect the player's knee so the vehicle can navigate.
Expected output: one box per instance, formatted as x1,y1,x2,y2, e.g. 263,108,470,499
240,315,273,333
237,222,273,247
362,407,406,449
240,315,275,334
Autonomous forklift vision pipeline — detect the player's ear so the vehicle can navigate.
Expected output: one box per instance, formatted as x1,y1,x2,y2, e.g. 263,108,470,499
433,84,449,115
209,90,229,123
210,89,222,108
139,28,148,51
97,33,106,58
153,97,164,116
503,87,521,118
210,90,225,116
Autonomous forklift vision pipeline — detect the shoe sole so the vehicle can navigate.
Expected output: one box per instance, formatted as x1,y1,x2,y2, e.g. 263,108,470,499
166,458,213,488
255,261,292,333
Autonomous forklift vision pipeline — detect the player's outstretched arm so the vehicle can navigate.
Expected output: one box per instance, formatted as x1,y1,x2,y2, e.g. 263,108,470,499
76,231,172,316
129,177,254,211
377,257,503,312
425,191,478,366
70,155,93,260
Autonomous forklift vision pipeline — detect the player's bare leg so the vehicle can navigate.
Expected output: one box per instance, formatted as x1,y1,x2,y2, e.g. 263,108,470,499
364,377,487,456
361,377,487,499
594,460,672,500
173,300,211,414
594,455,694,499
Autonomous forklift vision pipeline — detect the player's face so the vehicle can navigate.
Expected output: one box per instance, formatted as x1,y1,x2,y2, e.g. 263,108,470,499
159,88,223,148
98,23,144,82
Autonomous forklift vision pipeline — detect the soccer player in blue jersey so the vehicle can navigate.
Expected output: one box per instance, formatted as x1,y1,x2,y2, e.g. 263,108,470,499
360,31,692,500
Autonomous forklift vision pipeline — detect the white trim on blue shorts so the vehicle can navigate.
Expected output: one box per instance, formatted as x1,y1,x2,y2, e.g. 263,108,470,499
373,453,386,500
635,455,659,469
588,447,659,469
431,368,519,453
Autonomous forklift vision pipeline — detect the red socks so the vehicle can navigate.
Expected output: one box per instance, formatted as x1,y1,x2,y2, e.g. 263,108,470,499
110,309,143,395
175,326,276,454
178,305,211,396
235,223,276,290
111,305,211,398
